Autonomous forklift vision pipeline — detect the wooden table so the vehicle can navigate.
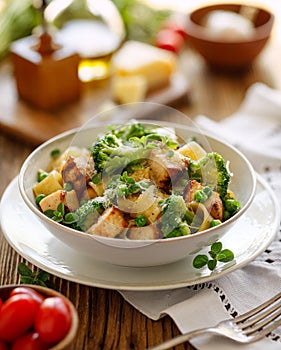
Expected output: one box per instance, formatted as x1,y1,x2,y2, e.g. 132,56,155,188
1,27,281,350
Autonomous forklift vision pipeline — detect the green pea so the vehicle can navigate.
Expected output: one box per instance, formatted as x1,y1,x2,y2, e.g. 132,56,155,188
35,194,46,205
210,219,222,227
203,186,213,198
37,170,48,182
63,182,72,191
50,149,61,159
135,215,146,227
194,190,208,203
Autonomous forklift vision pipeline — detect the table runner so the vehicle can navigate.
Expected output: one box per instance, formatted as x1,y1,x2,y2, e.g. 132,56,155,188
120,83,281,349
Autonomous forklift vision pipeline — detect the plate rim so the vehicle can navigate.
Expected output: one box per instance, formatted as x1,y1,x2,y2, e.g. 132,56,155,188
0,174,280,291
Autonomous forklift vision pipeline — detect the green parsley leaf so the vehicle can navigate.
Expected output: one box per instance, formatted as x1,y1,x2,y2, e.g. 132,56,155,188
17,263,56,289
192,254,208,269
210,242,222,254
193,242,234,271
207,259,217,270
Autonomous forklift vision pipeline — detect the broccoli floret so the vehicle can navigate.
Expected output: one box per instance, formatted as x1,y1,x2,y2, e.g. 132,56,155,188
91,134,120,173
73,197,111,231
91,132,150,175
188,152,230,198
161,194,191,238
223,198,241,220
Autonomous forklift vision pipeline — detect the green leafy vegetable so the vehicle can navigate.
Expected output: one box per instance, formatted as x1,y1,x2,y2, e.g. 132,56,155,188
0,0,40,59
44,202,65,223
111,121,154,141
161,194,191,238
113,0,170,44
71,196,111,231
193,242,234,271
0,0,170,60
18,262,55,289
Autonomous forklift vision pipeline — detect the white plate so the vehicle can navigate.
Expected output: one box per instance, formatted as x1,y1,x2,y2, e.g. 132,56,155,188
0,175,279,291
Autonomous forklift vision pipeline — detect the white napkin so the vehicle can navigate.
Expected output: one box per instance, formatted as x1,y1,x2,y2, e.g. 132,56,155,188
119,83,281,349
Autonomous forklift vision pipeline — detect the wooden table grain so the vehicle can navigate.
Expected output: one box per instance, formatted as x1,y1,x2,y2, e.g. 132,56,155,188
1,30,281,350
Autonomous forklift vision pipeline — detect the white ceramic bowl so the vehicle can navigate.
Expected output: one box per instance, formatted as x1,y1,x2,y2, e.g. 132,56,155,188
18,120,256,267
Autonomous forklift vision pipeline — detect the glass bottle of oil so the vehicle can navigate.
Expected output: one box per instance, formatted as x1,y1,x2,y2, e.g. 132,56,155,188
44,0,125,82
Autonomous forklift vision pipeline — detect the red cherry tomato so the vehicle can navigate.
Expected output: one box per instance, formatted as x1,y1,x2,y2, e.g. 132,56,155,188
0,340,9,350
155,28,185,54
35,297,72,345
11,331,48,350
0,294,39,343
163,22,187,39
0,299,2,310
9,287,45,304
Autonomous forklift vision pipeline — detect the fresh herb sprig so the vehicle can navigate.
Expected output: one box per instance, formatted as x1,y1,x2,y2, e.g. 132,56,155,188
193,242,234,271
18,263,56,289
107,171,149,198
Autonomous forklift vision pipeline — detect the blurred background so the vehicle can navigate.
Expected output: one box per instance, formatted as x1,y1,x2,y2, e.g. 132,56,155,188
0,0,280,143
147,0,280,41
1,0,279,59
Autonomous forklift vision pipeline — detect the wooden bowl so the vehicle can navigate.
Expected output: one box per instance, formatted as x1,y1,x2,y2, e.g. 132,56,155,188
185,3,274,70
0,284,79,349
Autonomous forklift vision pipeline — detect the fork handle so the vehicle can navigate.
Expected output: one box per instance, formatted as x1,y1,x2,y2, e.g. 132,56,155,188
147,327,217,350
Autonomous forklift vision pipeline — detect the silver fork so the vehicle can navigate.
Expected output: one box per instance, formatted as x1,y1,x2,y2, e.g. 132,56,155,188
148,292,281,350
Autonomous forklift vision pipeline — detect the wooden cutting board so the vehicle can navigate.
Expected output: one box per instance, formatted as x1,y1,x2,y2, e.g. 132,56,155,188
0,62,190,146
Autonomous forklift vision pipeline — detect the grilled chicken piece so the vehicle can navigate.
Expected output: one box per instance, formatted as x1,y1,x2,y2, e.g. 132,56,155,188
62,155,95,197
184,180,224,220
127,224,162,240
204,192,224,221
39,190,79,212
87,206,128,238
148,149,188,190
183,180,203,203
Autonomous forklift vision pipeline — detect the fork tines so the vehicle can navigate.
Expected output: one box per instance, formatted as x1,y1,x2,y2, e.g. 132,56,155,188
235,292,281,339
